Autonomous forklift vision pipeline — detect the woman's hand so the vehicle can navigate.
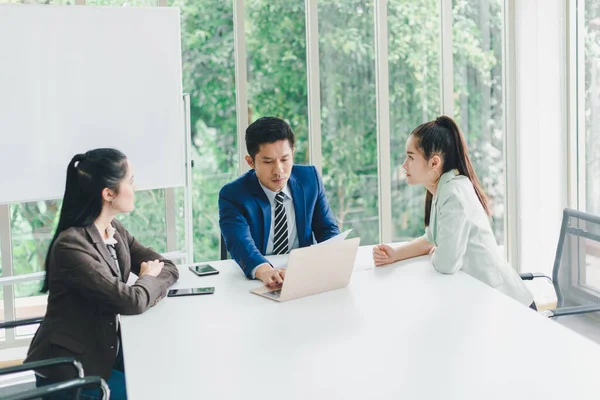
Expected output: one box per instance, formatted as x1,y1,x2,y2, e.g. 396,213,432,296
139,259,164,277
372,244,397,266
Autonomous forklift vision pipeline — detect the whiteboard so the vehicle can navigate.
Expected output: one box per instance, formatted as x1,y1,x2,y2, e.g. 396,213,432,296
0,5,185,204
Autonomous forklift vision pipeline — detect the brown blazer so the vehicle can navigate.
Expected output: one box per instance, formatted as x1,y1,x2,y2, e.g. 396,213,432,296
25,220,179,382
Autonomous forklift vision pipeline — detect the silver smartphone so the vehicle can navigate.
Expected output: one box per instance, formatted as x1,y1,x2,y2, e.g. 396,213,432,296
188,264,219,277
167,287,215,297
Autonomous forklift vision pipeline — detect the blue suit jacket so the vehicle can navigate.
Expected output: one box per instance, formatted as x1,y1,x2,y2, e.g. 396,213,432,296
219,165,340,278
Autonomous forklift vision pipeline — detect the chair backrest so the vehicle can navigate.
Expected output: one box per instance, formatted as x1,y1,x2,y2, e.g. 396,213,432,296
0,374,36,398
553,208,600,309
0,357,85,400
220,234,229,261
3,376,109,400
0,317,43,330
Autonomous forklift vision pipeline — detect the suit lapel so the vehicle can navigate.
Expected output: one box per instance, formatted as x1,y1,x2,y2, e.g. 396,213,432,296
248,172,271,253
85,225,120,278
288,173,307,246
113,229,130,282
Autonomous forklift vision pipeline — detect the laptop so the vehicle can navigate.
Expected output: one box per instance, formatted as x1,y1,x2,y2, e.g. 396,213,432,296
250,237,361,302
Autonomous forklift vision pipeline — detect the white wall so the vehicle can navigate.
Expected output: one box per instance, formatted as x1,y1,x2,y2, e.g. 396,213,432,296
515,0,568,276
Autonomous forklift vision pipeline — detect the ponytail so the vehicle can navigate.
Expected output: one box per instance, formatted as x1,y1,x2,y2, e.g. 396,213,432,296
42,149,127,293
410,116,490,227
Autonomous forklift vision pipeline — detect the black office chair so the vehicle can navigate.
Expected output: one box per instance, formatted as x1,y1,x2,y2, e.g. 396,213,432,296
0,317,45,393
521,208,600,317
0,357,109,400
0,317,43,330
220,234,229,261
0,357,83,381
0,356,81,398
0,319,109,399
4,376,109,400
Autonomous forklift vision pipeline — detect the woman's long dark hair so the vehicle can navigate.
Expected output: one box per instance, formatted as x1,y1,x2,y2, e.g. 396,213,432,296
410,116,490,227
41,148,128,293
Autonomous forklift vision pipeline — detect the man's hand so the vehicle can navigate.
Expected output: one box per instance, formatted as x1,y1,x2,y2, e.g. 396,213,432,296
255,263,286,287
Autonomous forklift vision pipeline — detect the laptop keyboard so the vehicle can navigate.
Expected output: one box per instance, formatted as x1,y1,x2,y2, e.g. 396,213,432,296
264,289,282,299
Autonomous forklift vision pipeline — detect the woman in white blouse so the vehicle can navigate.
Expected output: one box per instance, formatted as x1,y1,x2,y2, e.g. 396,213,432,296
373,116,534,308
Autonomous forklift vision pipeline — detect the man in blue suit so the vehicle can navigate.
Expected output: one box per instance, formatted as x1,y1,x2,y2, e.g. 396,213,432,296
219,117,340,287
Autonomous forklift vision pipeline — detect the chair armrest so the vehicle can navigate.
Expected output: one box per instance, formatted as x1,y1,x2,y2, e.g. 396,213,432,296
519,272,552,281
543,304,600,318
3,376,110,400
0,357,84,379
0,317,43,330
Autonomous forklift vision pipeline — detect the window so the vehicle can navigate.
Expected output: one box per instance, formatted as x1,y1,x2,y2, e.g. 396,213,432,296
571,0,600,299
319,0,378,245
7,200,58,344
170,0,238,261
246,0,309,164
453,0,505,244
10,201,59,277
8,193,169,281
116,190,169,253
582,0,600,215
388,0,441,241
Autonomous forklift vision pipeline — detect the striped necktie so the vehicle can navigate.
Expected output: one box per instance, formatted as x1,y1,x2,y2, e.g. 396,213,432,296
272,191,288,255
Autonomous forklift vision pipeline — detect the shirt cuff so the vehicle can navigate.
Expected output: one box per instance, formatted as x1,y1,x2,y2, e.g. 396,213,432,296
250,262,274,279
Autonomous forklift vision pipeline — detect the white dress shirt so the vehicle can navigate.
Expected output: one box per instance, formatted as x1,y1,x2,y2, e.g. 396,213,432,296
250,183,300,278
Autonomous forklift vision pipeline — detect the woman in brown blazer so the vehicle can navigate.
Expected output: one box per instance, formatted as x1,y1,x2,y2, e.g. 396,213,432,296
26,148,179,400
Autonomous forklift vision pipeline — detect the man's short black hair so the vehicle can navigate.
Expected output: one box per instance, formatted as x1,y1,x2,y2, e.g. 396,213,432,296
245,117,295,160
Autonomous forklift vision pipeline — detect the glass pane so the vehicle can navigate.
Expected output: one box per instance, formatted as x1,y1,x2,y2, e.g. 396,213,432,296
175,186,186,254
11,200,61,275
116,189,168,254
452,0,505,244
388,0,441,241
319,0,378,245
169,0,238,261
10,190,167,277
584,0,600,215
15,282,46,338
245,0,309,164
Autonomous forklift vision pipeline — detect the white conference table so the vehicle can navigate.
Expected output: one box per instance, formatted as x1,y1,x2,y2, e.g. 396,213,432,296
121,245,600,399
